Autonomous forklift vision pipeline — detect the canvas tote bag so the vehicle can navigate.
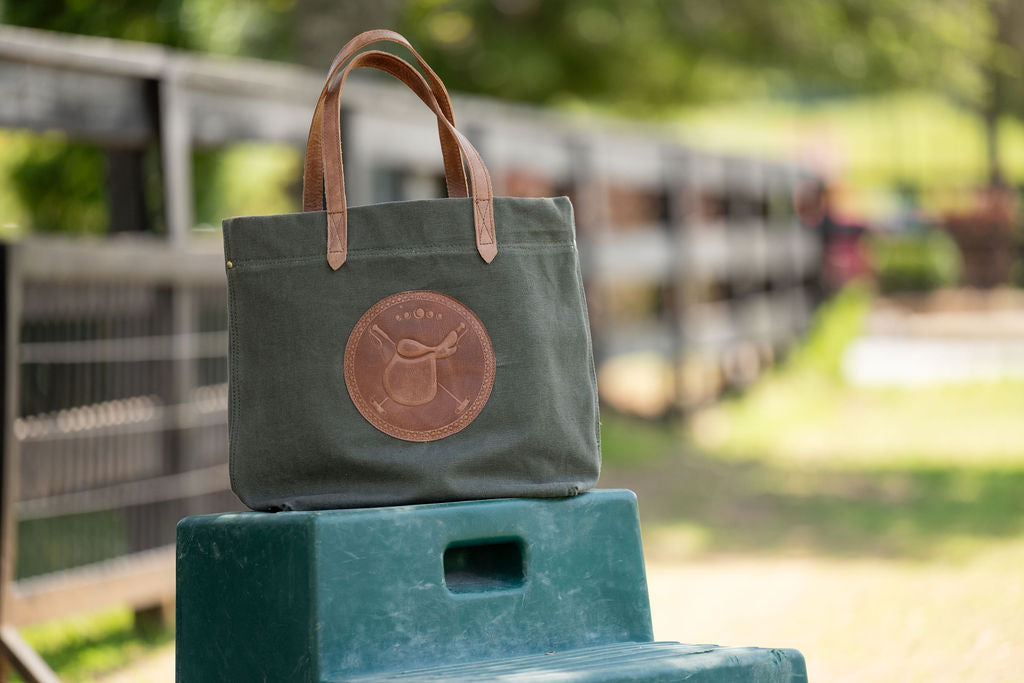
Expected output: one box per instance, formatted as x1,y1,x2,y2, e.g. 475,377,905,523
223,31,600,511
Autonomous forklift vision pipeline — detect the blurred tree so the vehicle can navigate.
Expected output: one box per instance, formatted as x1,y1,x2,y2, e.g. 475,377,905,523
2,0,296,59
979,0,1024,185
2,0,190,47
395,1,979,107
3,0,1022,235
7,137,108,234
396,0,1020,184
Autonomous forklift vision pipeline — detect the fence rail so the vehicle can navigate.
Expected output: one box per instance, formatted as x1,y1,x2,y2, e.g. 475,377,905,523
0,238,232,682
0,25,822,680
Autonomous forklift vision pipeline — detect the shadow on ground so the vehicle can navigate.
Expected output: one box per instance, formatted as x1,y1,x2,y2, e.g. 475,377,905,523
601,444,1024,561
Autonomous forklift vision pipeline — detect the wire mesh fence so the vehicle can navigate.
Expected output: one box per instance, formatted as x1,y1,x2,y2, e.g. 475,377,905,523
2,240,235,627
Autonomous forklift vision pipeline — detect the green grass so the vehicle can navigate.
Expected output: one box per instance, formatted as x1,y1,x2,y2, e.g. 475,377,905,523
11,608,172,683
600,286,1024,562
598,286,1024,680
599,412,681,467
605,434,1024,562
696,377,1024,469
692,284,1024,469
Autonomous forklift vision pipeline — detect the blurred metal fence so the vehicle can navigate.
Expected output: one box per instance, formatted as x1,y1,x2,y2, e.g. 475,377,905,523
0,24,821,680
2,240,234,648
0,237,235,681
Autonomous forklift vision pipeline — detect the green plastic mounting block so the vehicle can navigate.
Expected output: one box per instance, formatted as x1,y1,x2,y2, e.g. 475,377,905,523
176,489,807,681
177,490,653,681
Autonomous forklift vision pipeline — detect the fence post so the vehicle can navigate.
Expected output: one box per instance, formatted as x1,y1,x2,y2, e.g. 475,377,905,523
663,147,692,416
159,65,193,245
0,241,18,682
566,137,606,365
0,243,59,683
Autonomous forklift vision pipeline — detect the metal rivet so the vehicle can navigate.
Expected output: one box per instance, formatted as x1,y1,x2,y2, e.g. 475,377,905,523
226,261,234,269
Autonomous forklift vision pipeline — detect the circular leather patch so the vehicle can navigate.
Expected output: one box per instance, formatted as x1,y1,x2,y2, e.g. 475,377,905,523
344,291,495,442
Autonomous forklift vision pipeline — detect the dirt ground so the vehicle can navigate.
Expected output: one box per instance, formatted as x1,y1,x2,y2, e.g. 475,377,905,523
645,551,1023,682
97,645,174,683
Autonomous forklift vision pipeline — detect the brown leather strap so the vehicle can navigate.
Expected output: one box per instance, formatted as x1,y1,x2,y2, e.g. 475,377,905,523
302,29,468,211
321,50,496,270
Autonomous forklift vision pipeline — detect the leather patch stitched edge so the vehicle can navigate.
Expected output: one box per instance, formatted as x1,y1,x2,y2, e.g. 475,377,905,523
344,290,495,442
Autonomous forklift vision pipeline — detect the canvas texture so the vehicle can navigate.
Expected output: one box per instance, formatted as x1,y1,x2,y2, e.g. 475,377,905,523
224,196,601,510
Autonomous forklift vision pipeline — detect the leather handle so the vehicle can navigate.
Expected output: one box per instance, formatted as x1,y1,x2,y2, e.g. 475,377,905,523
302,29,468,211
321,50,497,270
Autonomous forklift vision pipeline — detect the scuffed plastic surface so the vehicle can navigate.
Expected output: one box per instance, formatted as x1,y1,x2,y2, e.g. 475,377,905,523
176,489,807,682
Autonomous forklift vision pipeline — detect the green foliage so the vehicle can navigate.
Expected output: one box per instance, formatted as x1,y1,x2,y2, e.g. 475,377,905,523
784,284,872,381
6,135,108,235
2,0,296,59
0,132,34,237
872,229,962,292
193,143,301,228
2,0,189,47
3,1,1021,235
394,0,1020,188
14,608,172,682
396,0,996,113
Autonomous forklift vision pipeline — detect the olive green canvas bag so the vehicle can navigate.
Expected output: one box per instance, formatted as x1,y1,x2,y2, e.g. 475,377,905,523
223,31,600,511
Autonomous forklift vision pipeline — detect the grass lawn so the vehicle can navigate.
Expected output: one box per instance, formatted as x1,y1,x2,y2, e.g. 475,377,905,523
10,608,173,682
600,288,1024,681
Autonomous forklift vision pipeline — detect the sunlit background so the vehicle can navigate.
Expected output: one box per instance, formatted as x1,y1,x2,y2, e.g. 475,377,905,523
1,1,1022,681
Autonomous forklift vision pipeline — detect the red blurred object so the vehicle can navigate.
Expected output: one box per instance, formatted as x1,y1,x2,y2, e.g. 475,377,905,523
824,230,872,289
943,184,1020,288
795,179,872,293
